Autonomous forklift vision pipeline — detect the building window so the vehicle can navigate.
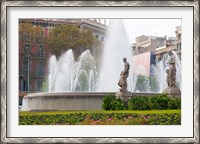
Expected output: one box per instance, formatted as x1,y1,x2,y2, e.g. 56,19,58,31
25,43,30,50
24,43,31,54
96,35,99,39
19,79,28,91
39,45,44,57
101,36,104,41
36,79,43,92
160,41,164,47
178,34,181,40
23,61,28,75
24,31,30,38
37,62,44,76
177,43,181,52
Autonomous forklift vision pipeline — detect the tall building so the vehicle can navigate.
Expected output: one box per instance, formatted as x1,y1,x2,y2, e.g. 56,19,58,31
19,19,107,92
175,26,181,59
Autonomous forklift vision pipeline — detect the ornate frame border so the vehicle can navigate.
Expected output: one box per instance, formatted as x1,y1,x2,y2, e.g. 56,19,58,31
1,1,199,143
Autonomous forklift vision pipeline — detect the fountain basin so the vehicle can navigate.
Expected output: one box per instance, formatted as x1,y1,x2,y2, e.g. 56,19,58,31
22,92,180,111
22,92,115,111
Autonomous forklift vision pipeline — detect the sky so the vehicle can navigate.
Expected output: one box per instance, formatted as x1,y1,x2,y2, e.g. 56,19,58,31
100,19,181,44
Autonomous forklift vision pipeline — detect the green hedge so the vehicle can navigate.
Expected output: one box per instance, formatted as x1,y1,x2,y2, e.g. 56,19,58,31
102,94,181,110
102,96,125,110
19,110,181,125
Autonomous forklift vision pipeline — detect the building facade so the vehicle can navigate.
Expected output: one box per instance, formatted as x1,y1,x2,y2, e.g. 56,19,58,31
19,19,107,92
154,37,176,61
154,26,181,61
132,27,180,77
132,35,167,55
175,26,181,59
19,21,49,92
132,51,155,76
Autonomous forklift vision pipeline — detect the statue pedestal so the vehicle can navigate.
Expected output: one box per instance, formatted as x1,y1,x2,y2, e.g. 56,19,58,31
164,87,181,98
116,91,132,100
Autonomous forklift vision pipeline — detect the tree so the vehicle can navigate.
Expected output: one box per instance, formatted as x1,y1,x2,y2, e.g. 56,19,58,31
19,22,43,46
45,24,98,59
149,75,159,92
135,75,149,92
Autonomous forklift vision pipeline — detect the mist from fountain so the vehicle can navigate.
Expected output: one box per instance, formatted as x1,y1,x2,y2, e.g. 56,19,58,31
48,49,97,92
172,51,181,89
98,19,133,92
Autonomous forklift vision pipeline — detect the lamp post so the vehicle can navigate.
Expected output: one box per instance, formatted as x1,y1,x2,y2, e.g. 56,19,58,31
27,54,31,91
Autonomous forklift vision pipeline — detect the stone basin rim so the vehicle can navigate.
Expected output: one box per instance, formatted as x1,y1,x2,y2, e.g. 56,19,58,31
23,92,169,99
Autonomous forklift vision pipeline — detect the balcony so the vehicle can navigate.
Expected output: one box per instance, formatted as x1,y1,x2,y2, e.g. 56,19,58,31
35,72,47,77
31,52,47,59
23,37,31,43
36,37,43,43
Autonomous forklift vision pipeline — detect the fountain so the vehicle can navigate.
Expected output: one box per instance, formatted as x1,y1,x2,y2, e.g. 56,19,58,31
48,49,97,92
150,53,170,92
98,19,133,92
22,19,181,111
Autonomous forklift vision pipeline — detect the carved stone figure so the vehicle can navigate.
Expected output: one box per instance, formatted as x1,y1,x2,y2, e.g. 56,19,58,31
118,58,130,92
118,72,127,92
164,50,181,96
116,58,131,99
166,59,177,88
122,57,130,79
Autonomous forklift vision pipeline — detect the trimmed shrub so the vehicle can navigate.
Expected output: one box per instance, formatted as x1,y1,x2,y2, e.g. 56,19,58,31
113,98,125,110
102,94,181,111
19,110,181,125
102,95,116,110
168,97,181,109
128,96,151,110
127,94,181,110
102,94,125,110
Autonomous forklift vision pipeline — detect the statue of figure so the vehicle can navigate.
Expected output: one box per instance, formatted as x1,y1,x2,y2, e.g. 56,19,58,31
166,56,177,88
166,69,171,87
122,57,130,78
118,58,130,92
164,50,181,95
170,64,176,87
118,72,127,92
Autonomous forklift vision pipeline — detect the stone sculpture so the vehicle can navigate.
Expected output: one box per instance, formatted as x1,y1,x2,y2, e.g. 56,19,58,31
164,51,181,96
116,58,131,99
118,72,127,92
166,61,177,88
118,57,130,92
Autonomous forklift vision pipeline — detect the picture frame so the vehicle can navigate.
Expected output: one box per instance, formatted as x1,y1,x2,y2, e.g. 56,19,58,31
1,1,199,143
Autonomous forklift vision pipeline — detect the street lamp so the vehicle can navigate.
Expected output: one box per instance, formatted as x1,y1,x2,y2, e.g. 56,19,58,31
27,54,31,92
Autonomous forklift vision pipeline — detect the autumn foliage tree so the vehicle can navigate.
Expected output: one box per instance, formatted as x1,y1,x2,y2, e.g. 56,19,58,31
19,22,43,45
46,24,100,59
